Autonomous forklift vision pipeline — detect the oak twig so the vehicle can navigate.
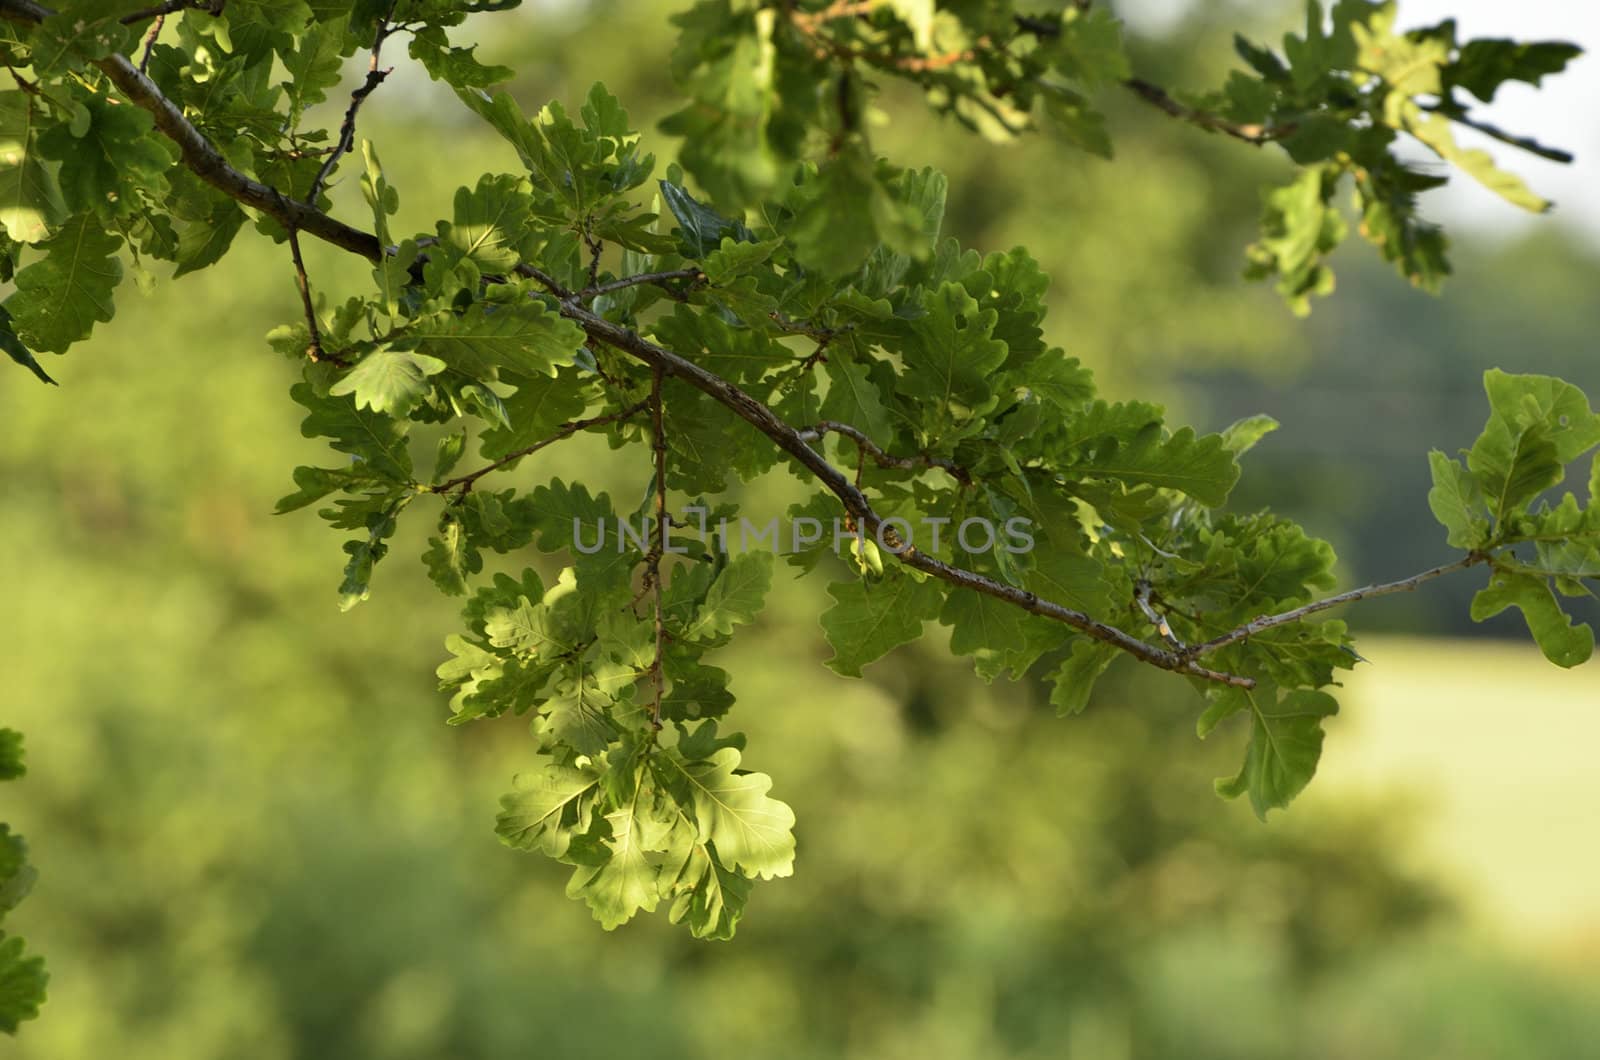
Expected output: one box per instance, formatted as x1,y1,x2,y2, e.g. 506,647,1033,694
1121,78,1288,145
137,14,164,72
1012,15,1289,145
797,421,972,486
286,229,332,364
430,401,650,496
9,25,1244,680
1185,552,1490,657
307,2,399,205
581,268,706,302
1135,579,1186,652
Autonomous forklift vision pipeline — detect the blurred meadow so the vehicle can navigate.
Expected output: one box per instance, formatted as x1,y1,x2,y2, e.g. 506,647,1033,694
2,1,1599,1056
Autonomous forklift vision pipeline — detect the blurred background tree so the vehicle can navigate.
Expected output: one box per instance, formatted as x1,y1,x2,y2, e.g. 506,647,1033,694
2,1,1598,1056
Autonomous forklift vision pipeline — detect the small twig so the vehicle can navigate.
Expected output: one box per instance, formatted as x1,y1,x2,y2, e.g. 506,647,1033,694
306,2,398,205
430,400,650,495
647,364,669,731
768,311,846,345
1186,552,1491,657
797,341,831,371
286,228,333,364
1121,77,1288,145
1012,15,1291,144
791,0,879,32
137,14,163,72
895,48,976,72
798,420,973,486
583,231,603,288
119,0,221,25
1135,579,1186,651
580,268,705,302
514,261,574,299
5,64,38,94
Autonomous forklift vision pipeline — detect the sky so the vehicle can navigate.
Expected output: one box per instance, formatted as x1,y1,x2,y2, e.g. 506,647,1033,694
1122,0,1600,240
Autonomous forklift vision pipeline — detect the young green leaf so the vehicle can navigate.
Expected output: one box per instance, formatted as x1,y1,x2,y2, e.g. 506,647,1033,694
1470,568,1594,668
663,747,795,881
820,571,943,677
5,216,122,353
1215,688,1340,819
330,351,447,417
1426,449,1490,549
680,552,773,642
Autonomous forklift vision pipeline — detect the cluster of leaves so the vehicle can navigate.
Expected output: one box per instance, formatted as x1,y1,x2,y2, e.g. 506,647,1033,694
0,0,1591,950
0,730,46,1035
1226,2,1581,310
665,0,1578,314
272,85,1397,917
0,0,509,367
1428,370,1600,668
664,0,1131,203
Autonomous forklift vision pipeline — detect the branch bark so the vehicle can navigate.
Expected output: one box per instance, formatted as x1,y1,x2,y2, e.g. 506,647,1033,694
0,0,386,259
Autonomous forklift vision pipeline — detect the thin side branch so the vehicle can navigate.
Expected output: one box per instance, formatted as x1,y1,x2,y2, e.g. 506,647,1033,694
137,14,163,72
286,228,331,363
797,421,972,486
1121,77,1287,145
581,268,706,302
1186,552,1490,657
430,401,650,495
307,2,398,205
1135,579,1186,652
791,0,880,31
1015,14,1289,145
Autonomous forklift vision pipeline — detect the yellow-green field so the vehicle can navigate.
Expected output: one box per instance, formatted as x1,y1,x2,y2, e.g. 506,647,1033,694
1314,635,1600,954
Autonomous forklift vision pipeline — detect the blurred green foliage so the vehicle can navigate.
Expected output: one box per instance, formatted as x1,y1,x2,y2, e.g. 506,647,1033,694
3,0,1600,1054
